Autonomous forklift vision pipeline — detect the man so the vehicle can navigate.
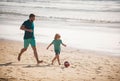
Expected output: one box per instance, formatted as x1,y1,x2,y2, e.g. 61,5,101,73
18,14,43,64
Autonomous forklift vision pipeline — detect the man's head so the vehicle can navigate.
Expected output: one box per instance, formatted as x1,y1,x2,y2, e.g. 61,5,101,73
29,14,35,22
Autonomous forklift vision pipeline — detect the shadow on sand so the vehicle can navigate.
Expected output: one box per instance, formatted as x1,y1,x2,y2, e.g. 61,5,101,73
23,64,51,68
0,62,53,68
0,62,13,66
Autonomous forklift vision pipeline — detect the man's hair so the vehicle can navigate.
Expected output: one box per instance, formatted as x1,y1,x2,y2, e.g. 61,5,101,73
29,14,35,18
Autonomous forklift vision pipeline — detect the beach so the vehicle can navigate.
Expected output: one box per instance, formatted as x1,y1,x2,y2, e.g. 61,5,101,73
0,0,120,81
0,39,120,81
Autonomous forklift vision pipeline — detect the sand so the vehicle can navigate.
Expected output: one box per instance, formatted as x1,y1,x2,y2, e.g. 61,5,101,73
0,39,120,81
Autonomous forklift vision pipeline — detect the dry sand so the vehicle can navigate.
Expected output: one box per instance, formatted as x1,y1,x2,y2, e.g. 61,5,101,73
0,39,120,81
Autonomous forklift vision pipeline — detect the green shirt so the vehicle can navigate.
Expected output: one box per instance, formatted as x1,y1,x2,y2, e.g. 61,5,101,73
52,39,62,50
22,20,35,39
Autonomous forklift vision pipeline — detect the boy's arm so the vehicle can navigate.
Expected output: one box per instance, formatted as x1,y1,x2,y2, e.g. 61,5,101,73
20,25,33,32
62,43,67,47
61,40,66,47
46,43,52,50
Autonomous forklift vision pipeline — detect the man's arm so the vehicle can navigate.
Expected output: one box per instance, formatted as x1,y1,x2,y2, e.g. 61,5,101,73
20,25,32,32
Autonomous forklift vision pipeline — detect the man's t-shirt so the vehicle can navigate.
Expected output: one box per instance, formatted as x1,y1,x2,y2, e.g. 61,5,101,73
22,20,35,39
52,39,62,50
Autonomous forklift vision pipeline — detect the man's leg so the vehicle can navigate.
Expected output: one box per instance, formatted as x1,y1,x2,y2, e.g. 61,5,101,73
32,46,43,64
18,48,27,61
18,39,29,61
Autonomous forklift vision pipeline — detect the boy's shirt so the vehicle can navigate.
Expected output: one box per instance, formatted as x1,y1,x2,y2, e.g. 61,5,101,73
52,39,62,50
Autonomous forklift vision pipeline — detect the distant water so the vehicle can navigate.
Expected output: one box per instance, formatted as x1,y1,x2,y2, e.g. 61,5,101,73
0,0,120,56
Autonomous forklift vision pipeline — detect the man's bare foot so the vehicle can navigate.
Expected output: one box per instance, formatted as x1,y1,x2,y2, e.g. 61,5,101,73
18,56,20,61
37,60,43,64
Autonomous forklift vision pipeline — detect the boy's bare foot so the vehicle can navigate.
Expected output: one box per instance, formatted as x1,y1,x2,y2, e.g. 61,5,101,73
51,63,53,65
37,60,43,64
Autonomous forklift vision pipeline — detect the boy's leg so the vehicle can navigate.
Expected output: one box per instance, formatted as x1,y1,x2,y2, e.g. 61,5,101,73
52,56,57,65
56,55,61,65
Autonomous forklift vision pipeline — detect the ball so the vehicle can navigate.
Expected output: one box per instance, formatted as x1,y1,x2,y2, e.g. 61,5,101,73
64,61,70,68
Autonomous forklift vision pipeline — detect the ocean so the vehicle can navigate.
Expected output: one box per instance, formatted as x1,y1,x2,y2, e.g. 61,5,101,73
0,0,120,55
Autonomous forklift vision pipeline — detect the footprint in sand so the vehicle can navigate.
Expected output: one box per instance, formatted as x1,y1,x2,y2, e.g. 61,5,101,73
19,78,27,81
92,77,96,80
96,70,101,74
0,78,8,81
105,59,110,65
21,72,27,76
107,75,115,80
95,66,103,74
8,78,16,81
6,69,12,73
71,66,76,68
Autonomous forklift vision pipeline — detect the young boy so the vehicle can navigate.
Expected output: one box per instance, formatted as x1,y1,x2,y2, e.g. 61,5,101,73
47,34,66,65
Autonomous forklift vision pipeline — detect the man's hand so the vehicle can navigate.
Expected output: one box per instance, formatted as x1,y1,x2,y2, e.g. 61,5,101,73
27,29,33,32
20,26,32,32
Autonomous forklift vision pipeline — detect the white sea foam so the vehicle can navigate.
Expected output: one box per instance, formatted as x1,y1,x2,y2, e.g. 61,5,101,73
0,0,120,23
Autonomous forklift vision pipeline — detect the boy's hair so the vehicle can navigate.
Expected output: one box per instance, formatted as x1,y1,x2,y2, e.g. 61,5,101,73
54,34,61,40
29,14,35,18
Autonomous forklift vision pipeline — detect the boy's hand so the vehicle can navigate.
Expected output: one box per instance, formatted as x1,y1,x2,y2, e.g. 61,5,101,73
64,45,67,47
46,47,49,50
63,44,66,47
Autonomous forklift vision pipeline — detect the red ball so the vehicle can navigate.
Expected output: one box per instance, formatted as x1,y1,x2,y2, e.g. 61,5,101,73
64,61,70,68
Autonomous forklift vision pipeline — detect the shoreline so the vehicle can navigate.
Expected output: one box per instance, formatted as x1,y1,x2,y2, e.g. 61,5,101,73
0,38,119,57
0,39,120,81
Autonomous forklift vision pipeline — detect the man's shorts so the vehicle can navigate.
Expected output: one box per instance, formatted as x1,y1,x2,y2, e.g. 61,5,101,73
54,50,60,55
24,38,36,48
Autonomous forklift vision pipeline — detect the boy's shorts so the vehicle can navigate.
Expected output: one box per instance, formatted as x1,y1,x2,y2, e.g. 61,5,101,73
24,38,36,48
55,50,60,55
